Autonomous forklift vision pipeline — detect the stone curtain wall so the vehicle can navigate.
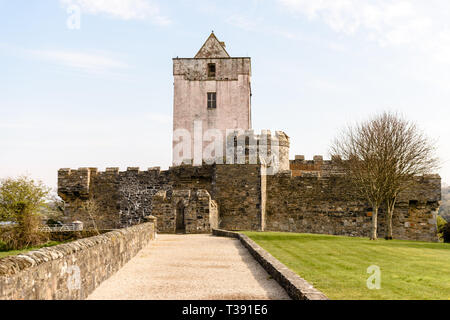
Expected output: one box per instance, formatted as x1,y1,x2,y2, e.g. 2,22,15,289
266,173,372,236
58,166,215,230
290,156,346,177
57,133,285,233
59,160,441,241
396,175,441,240
0,222,156,300
59,165,261,233
214,164,264,231
266,173,441,242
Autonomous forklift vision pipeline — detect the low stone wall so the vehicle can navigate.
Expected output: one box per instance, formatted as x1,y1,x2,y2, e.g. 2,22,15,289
212,229,328,300
0,221,156,300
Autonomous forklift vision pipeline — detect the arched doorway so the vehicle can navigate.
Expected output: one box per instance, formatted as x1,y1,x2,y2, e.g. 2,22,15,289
176,201,186,234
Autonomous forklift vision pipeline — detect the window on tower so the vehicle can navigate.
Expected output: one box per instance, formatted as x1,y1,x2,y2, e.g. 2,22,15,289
207,92,217,109
208,63,216,78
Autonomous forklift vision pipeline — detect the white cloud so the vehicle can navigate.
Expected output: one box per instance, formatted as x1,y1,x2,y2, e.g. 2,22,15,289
226,14,348,52
60,0,171,25
227,15,258,32
0,43,130,75
278,0,450,78
278,0,435,46
30,49,129,74
0,123,37,129
144,112,172,125
227,15,296,39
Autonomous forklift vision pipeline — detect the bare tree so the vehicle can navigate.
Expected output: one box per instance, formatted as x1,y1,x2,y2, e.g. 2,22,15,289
331,112,438,240
378,113,438,239
69,198,107,234
332,119,391,240
81,199,102,235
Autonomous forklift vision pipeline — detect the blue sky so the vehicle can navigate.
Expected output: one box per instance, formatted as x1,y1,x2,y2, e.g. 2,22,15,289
0,0,449,189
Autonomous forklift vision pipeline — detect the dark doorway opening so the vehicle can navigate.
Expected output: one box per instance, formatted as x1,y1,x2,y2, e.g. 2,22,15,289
176,202,186,234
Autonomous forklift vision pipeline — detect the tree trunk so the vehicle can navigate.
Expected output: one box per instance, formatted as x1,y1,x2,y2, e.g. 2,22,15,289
371,206,378,240
385,198,396,240
385,209,393,240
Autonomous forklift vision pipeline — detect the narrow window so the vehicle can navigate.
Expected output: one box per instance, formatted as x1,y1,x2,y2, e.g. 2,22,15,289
208,63,216,78
207,92,216,109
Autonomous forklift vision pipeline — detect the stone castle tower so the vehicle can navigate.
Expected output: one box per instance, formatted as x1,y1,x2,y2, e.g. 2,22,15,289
56,33,441,242
172,33,252,165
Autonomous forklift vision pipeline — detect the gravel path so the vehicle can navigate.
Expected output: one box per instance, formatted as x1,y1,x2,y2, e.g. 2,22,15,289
88,234,290,300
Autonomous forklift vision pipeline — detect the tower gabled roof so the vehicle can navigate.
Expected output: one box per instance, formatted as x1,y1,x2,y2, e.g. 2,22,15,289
194,32,230,58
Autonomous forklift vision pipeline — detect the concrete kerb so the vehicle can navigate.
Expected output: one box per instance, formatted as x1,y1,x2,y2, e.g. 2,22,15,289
212,229,329,300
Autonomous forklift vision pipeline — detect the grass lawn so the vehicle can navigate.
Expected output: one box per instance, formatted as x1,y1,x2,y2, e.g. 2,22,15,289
243,231,450,300
0,241,63,259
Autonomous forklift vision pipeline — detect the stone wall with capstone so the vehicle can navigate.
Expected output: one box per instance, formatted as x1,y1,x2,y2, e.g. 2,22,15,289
0,221,156,300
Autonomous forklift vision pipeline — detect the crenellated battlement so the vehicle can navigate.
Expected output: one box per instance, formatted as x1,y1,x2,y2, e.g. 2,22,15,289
290,155,346,177
291,154,343,164
58,160,441,241
58,166,162,177
226,130,290,146
58,167,164,201
58,168,93,199
224,130,290,172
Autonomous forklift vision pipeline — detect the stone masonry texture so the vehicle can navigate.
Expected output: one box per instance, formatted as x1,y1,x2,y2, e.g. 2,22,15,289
58,156,441,242
0,221,156,300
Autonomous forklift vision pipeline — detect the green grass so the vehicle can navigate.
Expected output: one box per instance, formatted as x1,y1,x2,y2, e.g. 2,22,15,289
0,241,63,259
242,231,450,300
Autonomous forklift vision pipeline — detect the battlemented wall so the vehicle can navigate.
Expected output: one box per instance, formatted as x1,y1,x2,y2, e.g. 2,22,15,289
0,222,156,300
58,164,259,233
58,165,215,230
58,156,441,241
265,171,441,242
290,155,346,177
58,130,286,233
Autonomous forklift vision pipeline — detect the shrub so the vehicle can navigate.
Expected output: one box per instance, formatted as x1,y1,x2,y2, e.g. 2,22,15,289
437,215,447,233
0,239,7,251
0,176,50,250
